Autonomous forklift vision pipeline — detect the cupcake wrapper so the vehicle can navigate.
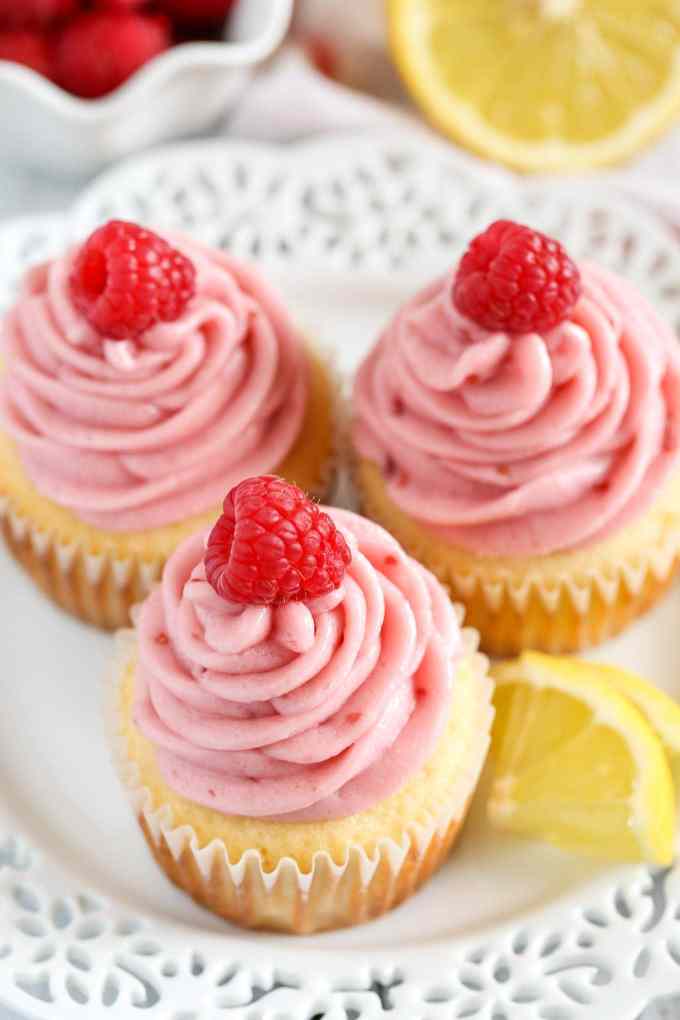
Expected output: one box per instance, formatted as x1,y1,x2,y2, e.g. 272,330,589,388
435,533,680,657
108,629,493,934
0,497,162,630
354,458,680,656
452,532,680,615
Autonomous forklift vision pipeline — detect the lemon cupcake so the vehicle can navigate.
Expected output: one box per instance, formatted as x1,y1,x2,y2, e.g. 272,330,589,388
0,221,335,629
353,220,680,656
112,475,492,933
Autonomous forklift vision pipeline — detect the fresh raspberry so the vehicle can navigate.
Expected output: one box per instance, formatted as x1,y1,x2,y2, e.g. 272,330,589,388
159,0,237,26
0,31,51,76
453,220,582,334
0,0,76,30
302,34,340,80
53,11,170,99
205,476,352,607
69,220,196,340
95,1,148,9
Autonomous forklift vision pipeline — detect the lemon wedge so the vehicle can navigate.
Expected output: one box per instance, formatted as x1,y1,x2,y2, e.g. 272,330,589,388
388,0,680,172
586,661,680,785
490,652,677,864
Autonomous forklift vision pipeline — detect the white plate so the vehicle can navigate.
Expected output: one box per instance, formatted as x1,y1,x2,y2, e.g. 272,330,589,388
2,137,680,1020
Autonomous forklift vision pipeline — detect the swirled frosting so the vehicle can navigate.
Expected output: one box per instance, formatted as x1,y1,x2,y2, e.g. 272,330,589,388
133,509,462,821
354,263,680,556
1,238,308,531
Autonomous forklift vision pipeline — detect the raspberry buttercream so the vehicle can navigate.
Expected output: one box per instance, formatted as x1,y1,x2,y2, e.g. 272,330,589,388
133,508,462,822
354,263,680,556
1,238,308,532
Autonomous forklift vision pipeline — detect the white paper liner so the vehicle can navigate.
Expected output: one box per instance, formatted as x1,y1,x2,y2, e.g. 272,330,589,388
449,528,680,616
0,495,164,589
106,625,493,930
353,459,680,618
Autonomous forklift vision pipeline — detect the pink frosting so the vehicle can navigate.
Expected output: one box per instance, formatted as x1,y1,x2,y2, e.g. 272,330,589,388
354,263,680,556
1,238,308,531
133,509,463,822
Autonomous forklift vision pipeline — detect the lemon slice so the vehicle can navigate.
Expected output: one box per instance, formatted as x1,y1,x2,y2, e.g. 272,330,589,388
388,0,680,172
490,652,676,864
586,661,680,784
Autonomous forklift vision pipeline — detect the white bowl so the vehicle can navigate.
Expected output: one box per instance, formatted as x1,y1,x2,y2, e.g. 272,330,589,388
0,0,293,176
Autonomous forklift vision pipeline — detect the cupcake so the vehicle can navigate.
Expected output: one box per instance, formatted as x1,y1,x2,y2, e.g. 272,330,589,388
353,220,680,656
0,221,335,629
112,475,492,933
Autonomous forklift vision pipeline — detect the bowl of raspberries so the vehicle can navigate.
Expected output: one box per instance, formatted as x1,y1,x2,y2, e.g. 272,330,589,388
0,0,293,173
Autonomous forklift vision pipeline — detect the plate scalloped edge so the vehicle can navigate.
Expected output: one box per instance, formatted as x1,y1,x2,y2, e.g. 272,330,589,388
3,134,680,1020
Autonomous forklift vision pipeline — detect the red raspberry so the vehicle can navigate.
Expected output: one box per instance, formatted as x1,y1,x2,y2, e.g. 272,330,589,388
205,476,352,607
69,220,196,340
95,1,148,9
302,34,340,80
53,11,170,99
0,31,51,76
453,220,582,334
0,0,76,30
159,0,237,26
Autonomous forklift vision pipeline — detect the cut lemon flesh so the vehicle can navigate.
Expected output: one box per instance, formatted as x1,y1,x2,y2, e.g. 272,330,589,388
490,652,676,864
388,0,680,171
587,660,680,786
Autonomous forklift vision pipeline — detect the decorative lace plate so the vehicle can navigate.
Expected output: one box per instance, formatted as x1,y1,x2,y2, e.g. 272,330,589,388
2,136,680,1020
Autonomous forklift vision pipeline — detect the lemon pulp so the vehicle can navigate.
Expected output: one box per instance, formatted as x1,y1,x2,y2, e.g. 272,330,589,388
490,652,677,864
389,0,680,171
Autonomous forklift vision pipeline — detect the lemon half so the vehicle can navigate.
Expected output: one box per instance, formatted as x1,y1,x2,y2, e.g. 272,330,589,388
389,0,680,172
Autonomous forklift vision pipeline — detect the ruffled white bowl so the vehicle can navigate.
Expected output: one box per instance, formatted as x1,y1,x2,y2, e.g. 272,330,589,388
0,0,293,176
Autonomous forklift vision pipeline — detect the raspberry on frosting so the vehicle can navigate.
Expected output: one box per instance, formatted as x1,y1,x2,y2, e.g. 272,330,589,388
3,239,309,533
134,508,461,821
69,219,196,340
354,258,680,557
205,476,352,606
453,220,581,333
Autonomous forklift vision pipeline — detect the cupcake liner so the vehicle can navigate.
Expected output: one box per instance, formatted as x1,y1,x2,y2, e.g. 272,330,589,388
442,550,680,658
0,349,340,630
108,628,493,934
0,497,162,630
354,458,680,656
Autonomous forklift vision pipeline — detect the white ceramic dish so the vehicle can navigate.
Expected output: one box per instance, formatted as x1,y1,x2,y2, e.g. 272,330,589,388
2,137,680,1020
0,0,292,176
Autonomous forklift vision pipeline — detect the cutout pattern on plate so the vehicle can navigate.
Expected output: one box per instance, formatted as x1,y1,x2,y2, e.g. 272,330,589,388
2,137,680,1019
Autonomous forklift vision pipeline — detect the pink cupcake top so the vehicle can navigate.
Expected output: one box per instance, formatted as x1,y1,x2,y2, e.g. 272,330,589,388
133,508,462,822
354,262,680,556
1,237,308,532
